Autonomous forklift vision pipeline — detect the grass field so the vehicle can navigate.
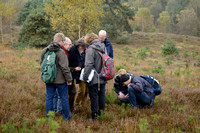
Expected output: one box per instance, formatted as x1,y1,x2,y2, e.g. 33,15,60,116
0,32,200,133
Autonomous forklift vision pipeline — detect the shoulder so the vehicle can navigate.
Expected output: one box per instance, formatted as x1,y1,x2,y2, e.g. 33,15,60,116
105,38,111,44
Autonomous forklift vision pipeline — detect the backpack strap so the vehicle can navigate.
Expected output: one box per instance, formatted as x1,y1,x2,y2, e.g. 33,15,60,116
90,46,103,91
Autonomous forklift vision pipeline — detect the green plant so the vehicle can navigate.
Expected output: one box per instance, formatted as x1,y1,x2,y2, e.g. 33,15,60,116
165,56,173,65
161,37,179,56
149,27,156,32
97,110,110,120
197,55,200,62
137,46,150,59
134,24,141,31
0,67,6,78
139,118,149,133
174,67,181,77
1,118,18,133
86,126,91,133
187,115,194,123
115,63,127,72
192,51,198,58
152,64,165,74
105,92,115,104
151,114,161,120
183,50,189,58
123,45,129,52
116,36,129,44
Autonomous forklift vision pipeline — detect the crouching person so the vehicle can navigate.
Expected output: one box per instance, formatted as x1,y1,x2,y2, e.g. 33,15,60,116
83,33,106,120
114,69,155,108
40,33,72,120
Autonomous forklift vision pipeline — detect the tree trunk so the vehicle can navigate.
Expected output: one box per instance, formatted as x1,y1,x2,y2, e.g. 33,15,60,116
10,18,13,45
0,15,4,44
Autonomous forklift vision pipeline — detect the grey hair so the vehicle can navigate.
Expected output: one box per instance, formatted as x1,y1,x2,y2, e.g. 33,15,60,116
64,37,71,44
99,30,107,36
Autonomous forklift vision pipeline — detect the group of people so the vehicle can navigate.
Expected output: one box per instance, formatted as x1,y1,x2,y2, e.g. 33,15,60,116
40,30,159,121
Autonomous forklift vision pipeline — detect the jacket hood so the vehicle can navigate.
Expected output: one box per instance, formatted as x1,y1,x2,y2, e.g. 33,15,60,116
88,39,105,53
48,42,62,52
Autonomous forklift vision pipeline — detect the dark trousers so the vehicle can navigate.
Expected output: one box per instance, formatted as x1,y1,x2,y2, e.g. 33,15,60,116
128,86,152,108
68,80,76,111
88,84,105,119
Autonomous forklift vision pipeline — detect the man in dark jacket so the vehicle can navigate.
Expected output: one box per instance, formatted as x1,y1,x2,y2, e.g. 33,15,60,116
114,69,154,108
68,38,88,107
40,33,72,120
83,33,106,120
99,30,113,58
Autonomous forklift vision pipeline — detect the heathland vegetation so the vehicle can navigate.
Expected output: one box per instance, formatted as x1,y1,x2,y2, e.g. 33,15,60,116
0,32,200,132
0,0,200,132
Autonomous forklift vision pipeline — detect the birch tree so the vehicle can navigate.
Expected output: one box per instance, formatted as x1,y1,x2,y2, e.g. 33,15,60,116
45,0,103,41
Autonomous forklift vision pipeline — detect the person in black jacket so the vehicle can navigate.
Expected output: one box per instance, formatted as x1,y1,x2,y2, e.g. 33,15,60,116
68,38,88,108
114,69,154,108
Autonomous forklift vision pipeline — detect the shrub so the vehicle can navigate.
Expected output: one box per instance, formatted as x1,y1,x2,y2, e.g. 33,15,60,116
123,45,129,52
192,51,198,58
116,36,129,44
161,37,179,56
137,46,150,59
17,7,55,48
115,63,127,72
197,55,200,62
152,64,165,74
134,24,141,31
149,28,156,32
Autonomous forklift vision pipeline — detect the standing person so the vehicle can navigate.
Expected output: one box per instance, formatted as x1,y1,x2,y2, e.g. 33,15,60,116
98,30,113,58
83,33,106,120
68,38,88,108
53,37,75,113
40,33,72,120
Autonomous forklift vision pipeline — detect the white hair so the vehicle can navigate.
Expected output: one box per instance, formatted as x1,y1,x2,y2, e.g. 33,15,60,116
64,37,71,44
99,30,107,36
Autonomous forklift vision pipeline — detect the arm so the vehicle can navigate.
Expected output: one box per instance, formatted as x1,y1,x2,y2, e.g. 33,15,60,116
109,42,113,59
114,76,121,94
83,48,94,81
58,51,72,83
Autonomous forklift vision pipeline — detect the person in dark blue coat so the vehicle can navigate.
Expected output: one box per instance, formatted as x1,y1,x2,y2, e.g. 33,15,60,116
99,30,113,59
114,69,155,108
68,38,88,109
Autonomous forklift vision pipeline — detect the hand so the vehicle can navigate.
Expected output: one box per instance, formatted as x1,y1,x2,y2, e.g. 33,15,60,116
119,92,125,100
125,94,129,98
67,82,72,85
75,67,81,71
127,84,130,87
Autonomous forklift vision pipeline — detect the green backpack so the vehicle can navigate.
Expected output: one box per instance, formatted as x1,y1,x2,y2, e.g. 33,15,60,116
41,50,57,83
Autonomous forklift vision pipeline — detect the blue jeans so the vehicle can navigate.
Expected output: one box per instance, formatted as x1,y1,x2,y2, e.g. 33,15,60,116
128,86,152,108
88,84,105,119
53,89,62,113
46,83,72,120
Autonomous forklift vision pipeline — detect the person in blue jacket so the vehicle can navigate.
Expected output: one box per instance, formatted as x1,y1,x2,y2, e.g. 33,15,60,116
98,30,113,59
114,69,155,108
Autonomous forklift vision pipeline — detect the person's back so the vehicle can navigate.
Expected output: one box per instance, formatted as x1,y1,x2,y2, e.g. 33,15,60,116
41,42,72,84
83,33,106,120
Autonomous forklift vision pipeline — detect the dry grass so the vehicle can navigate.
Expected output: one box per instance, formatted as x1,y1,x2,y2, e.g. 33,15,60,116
0,32,200,133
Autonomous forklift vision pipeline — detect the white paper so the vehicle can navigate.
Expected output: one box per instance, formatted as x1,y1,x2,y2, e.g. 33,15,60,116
79,68,94,83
